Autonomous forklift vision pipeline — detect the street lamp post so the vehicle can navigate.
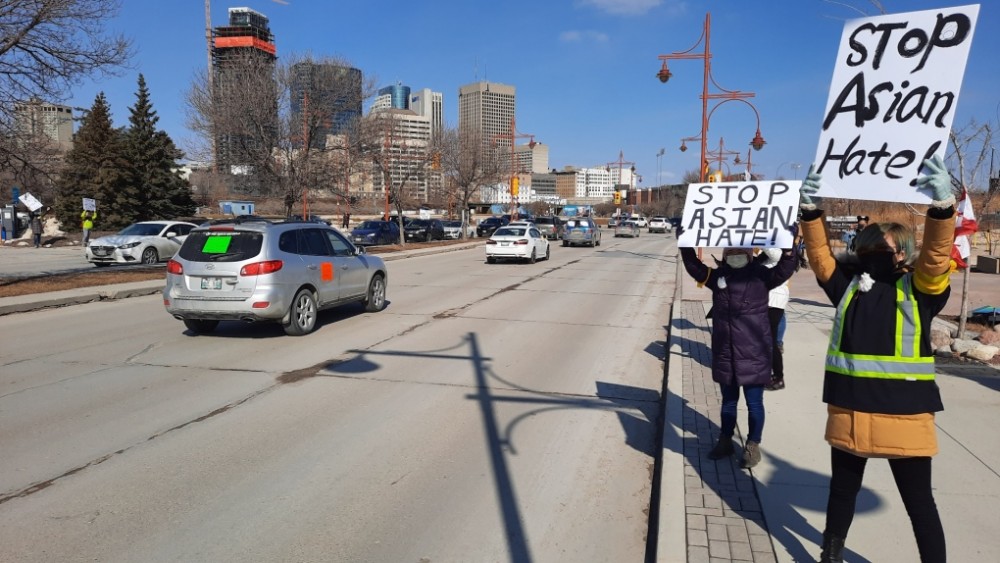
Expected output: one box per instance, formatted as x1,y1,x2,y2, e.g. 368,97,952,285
775,161,800,180
656,148,665,189
657,13,765,182
491,117,535,220
605,150,636,214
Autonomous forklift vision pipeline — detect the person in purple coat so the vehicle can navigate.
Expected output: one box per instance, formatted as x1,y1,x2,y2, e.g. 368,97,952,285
680,236,797,467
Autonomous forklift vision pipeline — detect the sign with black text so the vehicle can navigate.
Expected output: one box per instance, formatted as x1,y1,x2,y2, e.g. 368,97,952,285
677,181,800,248
814,5,978,203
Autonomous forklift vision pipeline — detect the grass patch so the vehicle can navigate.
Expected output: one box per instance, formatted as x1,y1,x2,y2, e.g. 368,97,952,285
0,269,164,298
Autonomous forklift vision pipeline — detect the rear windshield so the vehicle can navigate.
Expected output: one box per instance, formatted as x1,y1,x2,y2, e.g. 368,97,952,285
494,227,526,237
534,217,554,224
481,218,502,225
178,231,264,262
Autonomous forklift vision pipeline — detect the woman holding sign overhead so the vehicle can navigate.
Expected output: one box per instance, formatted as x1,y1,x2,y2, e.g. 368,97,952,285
798,155,955,563
679,236,797,469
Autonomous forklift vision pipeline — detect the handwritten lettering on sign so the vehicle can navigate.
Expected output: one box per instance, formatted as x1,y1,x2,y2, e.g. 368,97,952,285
814,5,978,204
677,181,800,249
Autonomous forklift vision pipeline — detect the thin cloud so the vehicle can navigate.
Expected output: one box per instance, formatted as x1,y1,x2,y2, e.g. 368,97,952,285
560,30,610,43
578,0,662,16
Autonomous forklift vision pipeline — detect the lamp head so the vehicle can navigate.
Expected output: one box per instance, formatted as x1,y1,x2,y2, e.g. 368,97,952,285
750,131,766,151
679,141,688,152
657,61,672,83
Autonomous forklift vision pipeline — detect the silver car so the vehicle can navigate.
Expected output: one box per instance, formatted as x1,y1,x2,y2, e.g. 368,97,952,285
86,221,196,266
163,218,388,336
561,216,602,247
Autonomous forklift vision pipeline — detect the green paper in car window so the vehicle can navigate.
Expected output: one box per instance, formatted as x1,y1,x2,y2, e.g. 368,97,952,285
202,235,232,253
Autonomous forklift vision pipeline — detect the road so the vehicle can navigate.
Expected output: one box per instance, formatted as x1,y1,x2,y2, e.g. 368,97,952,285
0,233,678,562
0,246,99,278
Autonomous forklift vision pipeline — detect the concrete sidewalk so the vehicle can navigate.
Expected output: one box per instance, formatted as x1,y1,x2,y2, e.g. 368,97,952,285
660,262,1000,562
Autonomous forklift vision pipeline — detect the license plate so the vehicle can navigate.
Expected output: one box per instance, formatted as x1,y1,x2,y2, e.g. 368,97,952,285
500,241,510,246
201,277,222,290
93,249,109,256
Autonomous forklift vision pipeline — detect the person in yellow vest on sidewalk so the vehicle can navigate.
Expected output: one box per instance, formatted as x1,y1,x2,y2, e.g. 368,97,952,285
798,155,957,563
81,209,97,245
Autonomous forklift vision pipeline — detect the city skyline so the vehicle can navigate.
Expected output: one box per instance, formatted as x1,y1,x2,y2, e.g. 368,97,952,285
66,0,1000,191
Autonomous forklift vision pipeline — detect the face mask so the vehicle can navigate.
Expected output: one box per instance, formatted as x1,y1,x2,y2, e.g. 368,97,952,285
859,251,898,280
725,254,750,269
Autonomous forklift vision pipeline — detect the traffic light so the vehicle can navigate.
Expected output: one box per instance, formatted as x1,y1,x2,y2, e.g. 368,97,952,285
511,177,519,197
613,191,621,205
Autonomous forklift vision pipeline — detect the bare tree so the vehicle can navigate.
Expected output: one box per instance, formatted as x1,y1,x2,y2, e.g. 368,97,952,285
437,126,503,238
0,0,132,190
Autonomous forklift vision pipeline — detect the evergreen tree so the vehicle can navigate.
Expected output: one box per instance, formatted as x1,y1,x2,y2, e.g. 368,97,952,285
123,74,195,221
53,92,132,231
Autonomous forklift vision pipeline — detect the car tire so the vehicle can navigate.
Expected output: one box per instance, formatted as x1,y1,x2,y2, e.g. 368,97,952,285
528,249,537,264
183,319,219,334
425,232,432,242
545,245,551,261
364,274,387,312
284,289,317,336
141,247,159,264
562,240,568,247
487,256,496,264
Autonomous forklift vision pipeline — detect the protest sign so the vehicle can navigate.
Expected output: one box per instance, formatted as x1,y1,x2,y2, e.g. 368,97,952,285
82,198,96,212
677,181,800,248
18,192,42,212
814,5,978,204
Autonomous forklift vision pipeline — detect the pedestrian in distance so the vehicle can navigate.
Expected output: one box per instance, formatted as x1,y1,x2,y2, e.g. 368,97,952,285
30,210,44,248
81,209,97,246
678,227,797,468
798,155,956,563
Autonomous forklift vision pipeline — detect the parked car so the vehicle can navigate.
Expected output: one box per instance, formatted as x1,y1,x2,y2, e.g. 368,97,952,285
86,220,197,266
350,220,400,246
476,216,509,237
163,218,388,336
442,220,475,239
630,215,648,228
533,216,564,240
403,218,445,242
562,216,602,247
485,225,551,264
648,217,670,233
608,216,621,228
614,221,641,238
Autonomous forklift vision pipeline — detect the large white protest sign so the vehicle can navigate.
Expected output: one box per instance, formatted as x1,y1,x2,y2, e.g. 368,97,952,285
82,198,96,212
18,192,42,212
814,5,978,204
677,181,800,249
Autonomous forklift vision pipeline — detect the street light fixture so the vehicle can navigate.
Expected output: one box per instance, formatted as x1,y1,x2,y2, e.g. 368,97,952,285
656,13,766,181
491,117,536,220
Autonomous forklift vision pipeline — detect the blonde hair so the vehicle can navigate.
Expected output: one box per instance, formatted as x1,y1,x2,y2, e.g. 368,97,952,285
854,222,916,265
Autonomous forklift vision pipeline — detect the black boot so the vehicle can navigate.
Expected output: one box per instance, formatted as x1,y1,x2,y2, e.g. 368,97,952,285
708,435,734,459
818,531,845,563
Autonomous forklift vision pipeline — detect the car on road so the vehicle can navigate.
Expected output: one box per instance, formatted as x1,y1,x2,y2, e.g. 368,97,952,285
476,216,509,238
561,216,602,247
630,216,648,228
163,217,388,336
648,217,670,233
532,216,564,240
607,216,621,228
442,220,475,239
614,221,640,238
485,225,550,264
85,221,197,266
350,220,400,246
403,219,445,242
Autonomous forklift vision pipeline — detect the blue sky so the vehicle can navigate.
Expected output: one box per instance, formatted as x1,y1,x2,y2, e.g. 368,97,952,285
69,0,999,189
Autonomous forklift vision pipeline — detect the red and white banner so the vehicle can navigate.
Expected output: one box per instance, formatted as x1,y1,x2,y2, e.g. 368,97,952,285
951,187,978,269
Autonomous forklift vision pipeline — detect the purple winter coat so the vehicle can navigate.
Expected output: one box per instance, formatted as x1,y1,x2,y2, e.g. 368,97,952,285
680,247,797,386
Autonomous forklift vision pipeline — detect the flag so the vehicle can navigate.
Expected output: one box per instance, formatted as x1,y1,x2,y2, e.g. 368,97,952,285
951,186,978,270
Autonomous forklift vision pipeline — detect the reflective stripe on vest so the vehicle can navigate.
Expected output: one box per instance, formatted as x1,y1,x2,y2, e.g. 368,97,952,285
826,274,935,381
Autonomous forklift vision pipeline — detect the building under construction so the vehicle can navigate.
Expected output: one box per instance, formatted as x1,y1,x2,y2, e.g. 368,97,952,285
212,7,278,179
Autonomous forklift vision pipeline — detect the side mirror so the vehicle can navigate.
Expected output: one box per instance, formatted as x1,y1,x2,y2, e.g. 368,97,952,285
165,231,177,238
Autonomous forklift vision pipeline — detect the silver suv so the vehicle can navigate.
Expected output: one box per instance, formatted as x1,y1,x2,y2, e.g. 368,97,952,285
163,218,388,336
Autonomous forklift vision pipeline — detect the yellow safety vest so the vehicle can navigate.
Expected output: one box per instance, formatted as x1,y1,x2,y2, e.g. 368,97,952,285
825,274,936,381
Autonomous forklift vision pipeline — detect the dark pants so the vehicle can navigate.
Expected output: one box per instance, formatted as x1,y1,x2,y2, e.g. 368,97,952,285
33,232,41,247
825,447,946,561
719,383,765,443
768,307,784,380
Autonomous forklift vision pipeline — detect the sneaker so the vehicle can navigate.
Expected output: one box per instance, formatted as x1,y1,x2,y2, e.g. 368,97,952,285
742,440,761,468
765,378,785,391
708,435,734,459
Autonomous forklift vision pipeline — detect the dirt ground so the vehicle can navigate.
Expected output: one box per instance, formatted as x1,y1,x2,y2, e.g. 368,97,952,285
0,239,476,298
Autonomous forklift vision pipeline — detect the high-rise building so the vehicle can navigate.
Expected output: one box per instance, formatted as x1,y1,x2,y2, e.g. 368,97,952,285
212,7,277,173
291,62,363,148
408,88,443,139
14,98,74,152
373,83,410,111
370,108,436,202
458,81,515,157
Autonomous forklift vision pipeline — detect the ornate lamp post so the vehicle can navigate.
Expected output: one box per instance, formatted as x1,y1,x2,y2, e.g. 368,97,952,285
657,13,766,182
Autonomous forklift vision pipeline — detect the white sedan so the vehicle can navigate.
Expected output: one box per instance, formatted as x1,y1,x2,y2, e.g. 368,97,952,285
485,225,550,264
442,220,475,239
86,221,197,266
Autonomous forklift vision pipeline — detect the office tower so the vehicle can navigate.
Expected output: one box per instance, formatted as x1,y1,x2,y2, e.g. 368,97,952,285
14,98,74,152
515,141,548,174
212,7,277,172
375,83,410,111
370,108,435,201
457,81,515,158
291,62,363,148
409,88,443,139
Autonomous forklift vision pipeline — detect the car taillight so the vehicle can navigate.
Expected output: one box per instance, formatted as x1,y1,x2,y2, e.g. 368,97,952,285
240,260,283,276
486,240,497,245
514,239,529,245
166,259,183,275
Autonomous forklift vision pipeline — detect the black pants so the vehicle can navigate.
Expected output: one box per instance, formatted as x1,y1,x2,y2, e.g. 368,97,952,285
768,307,784,380
825,447,946,562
